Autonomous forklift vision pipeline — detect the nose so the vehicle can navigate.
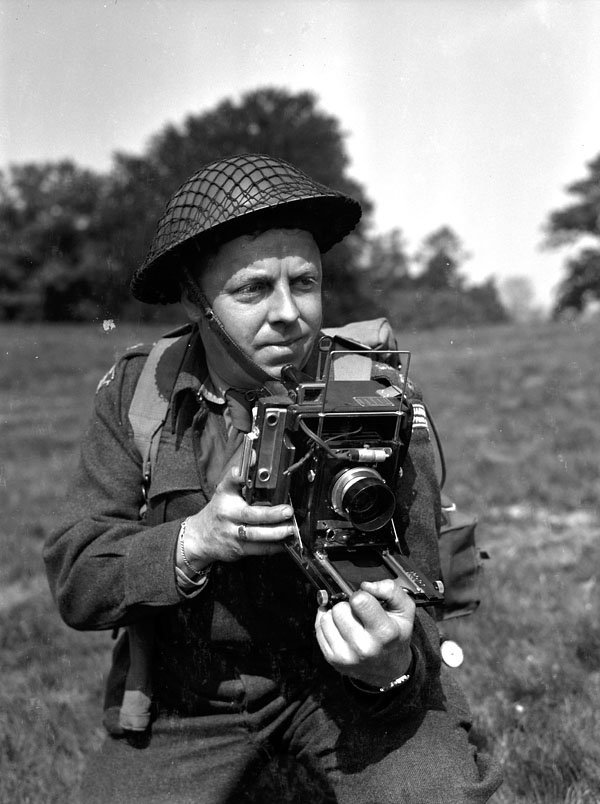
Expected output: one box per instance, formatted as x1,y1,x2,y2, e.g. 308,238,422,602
268,282,300,324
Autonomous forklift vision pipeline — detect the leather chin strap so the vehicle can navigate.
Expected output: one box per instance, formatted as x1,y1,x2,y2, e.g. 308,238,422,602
183,268,287,397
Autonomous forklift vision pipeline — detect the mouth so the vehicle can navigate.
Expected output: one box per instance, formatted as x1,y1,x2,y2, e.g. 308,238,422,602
267,335,305,349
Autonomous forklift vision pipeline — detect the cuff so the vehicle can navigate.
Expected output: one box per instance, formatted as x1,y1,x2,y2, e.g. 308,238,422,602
348,645,416,694
343,643,426,718
124,520,184,607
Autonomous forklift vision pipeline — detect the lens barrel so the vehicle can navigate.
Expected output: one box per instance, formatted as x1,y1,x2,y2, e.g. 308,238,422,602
330,467,396,532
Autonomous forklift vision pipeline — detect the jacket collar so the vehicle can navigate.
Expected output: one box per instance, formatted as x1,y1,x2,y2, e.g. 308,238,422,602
168,323,326,431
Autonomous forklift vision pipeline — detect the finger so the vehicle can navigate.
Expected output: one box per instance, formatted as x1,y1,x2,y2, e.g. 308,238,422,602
220,465,246,491
239,541,286,557
241,503,294,525
315,608,354,664
340,590,397,649
237,523,294,543
331,592,390,658
318,604,364,659
360,579,416,615
315,626,334,664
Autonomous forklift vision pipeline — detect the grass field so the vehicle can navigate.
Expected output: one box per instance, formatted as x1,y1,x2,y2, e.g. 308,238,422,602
1,318,599,803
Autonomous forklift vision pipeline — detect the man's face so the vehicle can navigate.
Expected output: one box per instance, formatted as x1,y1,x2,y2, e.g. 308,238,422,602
190,228,323,378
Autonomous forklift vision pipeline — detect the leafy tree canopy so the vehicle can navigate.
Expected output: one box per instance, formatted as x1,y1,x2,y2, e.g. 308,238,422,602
0,87,509,328
139,87,370,207
0,160,115,319
414,226,470,290
544,153,600,316
357,224,507,329
0,88,374,323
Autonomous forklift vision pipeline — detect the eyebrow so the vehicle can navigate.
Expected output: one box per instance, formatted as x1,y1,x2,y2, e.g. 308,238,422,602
226,262,320,286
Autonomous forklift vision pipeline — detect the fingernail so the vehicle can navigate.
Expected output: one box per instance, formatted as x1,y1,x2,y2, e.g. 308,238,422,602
283,507,293,518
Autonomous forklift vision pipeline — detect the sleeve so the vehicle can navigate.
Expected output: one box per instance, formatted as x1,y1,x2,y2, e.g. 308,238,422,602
43,351,184,632
342,607,443,719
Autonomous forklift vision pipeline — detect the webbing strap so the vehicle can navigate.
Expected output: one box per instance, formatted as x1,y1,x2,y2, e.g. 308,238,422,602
183,267,275,390
128,334,190,488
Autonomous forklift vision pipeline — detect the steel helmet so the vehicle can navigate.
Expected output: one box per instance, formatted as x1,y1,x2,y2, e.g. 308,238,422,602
130,153,362,304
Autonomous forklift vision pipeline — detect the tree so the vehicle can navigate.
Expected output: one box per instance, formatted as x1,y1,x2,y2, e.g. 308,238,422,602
465,277,509,325
0,88,375,322
361,229,411,293
0,161,118,320
553,248,600,314
543,153,600,316
413,226,470,290
383,226,508,331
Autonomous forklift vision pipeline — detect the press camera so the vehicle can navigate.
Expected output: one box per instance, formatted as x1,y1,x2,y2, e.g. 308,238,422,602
240,338,444,608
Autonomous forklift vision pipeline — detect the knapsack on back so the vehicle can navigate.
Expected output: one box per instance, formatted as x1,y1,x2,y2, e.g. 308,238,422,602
426,411,489,622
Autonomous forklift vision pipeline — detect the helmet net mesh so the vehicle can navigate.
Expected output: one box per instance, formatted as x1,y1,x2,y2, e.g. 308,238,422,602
132,153,360,303
145,154,339,266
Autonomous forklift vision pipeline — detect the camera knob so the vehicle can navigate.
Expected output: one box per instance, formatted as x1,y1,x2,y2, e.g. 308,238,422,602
316,590,329,607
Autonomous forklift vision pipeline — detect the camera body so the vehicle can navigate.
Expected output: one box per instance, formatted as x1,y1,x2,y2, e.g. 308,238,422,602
240,342,444,608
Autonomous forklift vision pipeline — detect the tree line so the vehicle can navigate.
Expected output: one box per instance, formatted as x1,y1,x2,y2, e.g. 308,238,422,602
3,87,590,328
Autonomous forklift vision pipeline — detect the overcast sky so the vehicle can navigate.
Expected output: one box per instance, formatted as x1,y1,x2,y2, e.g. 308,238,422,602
2,0,599,309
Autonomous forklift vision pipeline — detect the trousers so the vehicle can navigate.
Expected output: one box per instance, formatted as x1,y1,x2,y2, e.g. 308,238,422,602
80,668,502,804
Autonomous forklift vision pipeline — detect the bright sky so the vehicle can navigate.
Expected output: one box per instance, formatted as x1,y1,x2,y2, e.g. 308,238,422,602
2,0,600,309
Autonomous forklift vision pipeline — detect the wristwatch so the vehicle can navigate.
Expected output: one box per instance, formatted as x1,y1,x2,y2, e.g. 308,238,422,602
349,647,415,694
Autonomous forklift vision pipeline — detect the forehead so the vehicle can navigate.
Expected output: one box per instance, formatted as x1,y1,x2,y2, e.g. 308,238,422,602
200,228,321,289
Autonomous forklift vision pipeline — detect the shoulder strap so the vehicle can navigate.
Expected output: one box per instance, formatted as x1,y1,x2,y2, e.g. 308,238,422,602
128,330,191,495
422,403,447,491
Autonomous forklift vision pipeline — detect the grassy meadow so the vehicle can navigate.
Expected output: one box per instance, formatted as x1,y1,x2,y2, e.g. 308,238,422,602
1,317,599,803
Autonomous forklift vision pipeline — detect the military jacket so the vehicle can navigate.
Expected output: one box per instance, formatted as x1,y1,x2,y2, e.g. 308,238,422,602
44,326,459,726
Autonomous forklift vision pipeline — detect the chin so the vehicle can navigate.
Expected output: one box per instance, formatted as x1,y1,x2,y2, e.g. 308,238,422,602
260,360,291,378
259,345,309,376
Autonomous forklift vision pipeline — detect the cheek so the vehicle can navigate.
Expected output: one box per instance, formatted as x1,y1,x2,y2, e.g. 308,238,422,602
302,294,322,328
213,299,263,343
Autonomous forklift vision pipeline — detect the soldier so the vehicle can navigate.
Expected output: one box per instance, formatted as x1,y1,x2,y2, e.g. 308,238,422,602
44,154,501,803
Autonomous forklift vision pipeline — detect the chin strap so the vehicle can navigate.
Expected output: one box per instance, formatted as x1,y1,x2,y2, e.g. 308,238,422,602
183,268,287,398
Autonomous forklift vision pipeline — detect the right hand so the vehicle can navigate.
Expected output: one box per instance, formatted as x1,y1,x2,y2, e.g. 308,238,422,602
182,466,294,567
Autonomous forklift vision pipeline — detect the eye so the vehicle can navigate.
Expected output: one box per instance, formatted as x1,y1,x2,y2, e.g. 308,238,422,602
293,274,320,291
232,280,270,300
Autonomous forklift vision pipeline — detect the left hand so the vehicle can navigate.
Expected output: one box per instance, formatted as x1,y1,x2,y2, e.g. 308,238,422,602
315,578,416,688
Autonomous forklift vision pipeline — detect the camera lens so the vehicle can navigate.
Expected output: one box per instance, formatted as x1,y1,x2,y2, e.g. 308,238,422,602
330,468,396,532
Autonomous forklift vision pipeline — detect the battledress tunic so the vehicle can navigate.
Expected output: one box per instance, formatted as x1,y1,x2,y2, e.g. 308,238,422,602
43,326,502,804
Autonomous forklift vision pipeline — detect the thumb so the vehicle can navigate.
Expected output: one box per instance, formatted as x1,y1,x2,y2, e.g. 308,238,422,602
219,465,245,493
360,578,415,615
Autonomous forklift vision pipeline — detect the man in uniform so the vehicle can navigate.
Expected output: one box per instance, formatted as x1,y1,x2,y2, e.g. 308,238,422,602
44,153,501,803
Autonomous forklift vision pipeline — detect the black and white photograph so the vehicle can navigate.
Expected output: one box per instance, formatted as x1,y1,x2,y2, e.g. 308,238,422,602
1,1,599,802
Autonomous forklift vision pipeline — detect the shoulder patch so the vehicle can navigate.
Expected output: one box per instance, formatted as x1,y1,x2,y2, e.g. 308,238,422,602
96,364,117,393
411,402,430,435
95,342,154,394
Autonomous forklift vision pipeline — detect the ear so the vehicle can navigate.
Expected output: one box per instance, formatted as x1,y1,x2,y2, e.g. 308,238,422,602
181,289,204,323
